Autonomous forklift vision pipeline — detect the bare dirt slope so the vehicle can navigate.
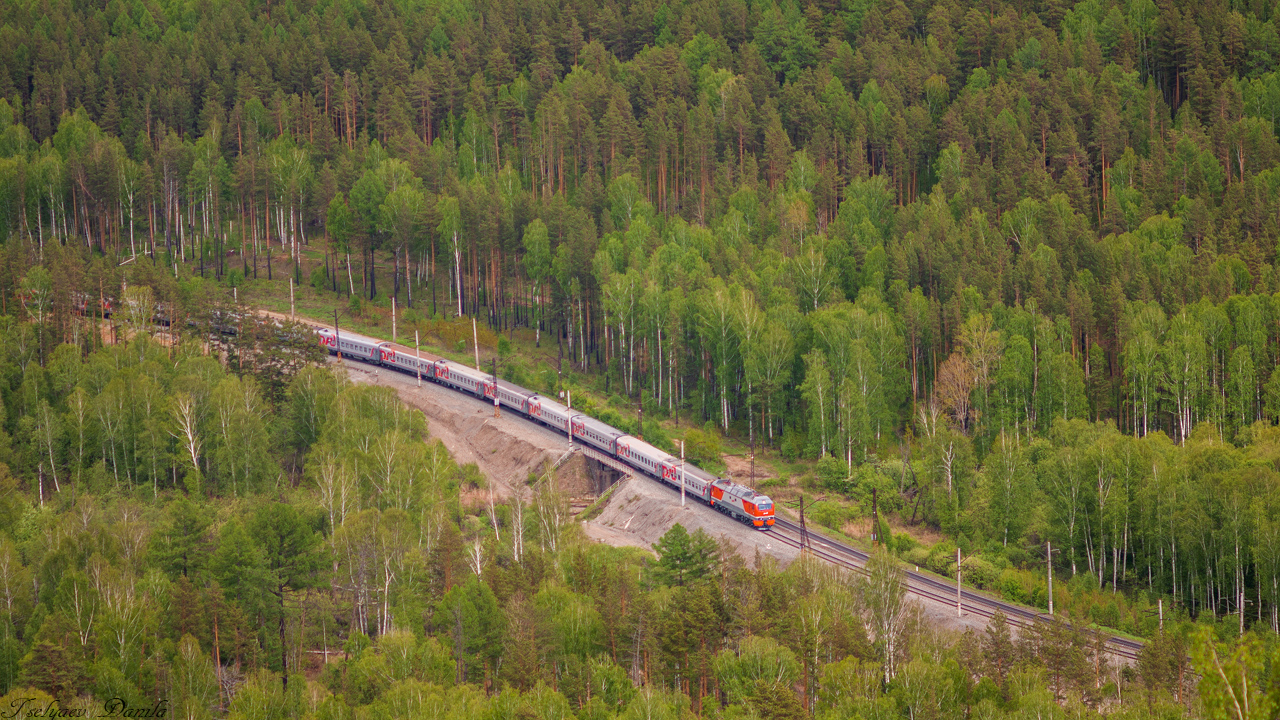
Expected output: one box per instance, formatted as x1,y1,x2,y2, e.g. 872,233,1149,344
265,310,577,500
338,350,792,565
337,359,574,500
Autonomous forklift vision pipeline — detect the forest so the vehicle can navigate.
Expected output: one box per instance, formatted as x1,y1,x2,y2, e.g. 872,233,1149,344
0,324,1265,719
2,0,1280,713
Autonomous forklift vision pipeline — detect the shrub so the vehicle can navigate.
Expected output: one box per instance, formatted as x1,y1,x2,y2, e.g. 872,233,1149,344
998,567,1044,607
904,547,931,569
892,531,919,555
999,570,1030,604
805,500,853,531
684,427,724,471
780,426,805,461
501,363,527,386
459,463,486,489
963,556,998,590
596,406,627,432
1092,600,1121,630
816,455,850,491
640,420,674,454
641,390,660,416
926,541,958,575
1004,543,1031,568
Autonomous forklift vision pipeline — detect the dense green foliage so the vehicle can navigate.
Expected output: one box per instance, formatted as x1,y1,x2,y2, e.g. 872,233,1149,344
5,0,1280,703
0,318,1266,717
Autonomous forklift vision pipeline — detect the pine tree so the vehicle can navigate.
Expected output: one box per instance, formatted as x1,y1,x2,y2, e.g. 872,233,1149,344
18,613,89,698
651,524,719,587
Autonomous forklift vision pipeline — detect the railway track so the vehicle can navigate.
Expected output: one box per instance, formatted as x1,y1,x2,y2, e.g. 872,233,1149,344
278,312,1145,661
768,518,1143,661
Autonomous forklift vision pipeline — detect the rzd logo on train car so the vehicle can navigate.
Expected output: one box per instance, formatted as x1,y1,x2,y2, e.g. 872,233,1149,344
662,464,681,482
380,348,396,363
528,400,542,417
571,419,586,436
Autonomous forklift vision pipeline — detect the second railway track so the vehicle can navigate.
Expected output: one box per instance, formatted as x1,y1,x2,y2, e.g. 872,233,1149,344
769,518,1143,661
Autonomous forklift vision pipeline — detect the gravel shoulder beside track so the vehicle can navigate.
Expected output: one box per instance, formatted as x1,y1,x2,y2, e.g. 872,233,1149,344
581,474,803,565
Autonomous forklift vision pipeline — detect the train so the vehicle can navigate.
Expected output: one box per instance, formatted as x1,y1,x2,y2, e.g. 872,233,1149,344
316,327,776,529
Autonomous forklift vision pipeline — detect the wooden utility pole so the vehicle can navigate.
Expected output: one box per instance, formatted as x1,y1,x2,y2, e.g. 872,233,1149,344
472,316,480,370
957,548,963,617
492,357,500,419
392,296,397,341
415,330,422,386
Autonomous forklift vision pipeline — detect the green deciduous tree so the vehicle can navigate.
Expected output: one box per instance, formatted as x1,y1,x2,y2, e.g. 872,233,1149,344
523,219,551,346
716,635,800,706
861,549,917,684
328,193,355,295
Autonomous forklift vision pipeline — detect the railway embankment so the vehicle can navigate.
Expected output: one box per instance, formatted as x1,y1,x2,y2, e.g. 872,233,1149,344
311,314,1139,659
336,357,584,500
335,349,1136,654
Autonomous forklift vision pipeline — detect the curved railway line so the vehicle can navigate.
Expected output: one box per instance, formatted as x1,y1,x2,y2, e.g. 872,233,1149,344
283,313,1145,663
768,518,1144,661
